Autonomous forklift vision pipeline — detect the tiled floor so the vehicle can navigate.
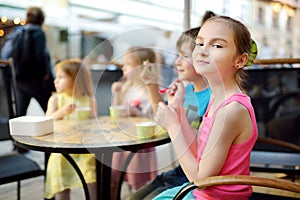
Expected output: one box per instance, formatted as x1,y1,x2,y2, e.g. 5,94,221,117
0,176,134,200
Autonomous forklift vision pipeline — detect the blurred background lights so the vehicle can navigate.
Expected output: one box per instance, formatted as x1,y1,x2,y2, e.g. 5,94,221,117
0,29,4,37
13,17,21,25
1,16,8,23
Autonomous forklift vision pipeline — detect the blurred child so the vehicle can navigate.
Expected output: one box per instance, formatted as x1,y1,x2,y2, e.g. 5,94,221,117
110,47,158,199
45,58,97,200
154,16,258,199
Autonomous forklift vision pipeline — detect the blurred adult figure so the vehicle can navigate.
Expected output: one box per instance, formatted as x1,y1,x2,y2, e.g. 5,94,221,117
1,6,54,116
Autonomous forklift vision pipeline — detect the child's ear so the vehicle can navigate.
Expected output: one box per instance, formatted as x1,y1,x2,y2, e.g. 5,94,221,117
234,53,249,69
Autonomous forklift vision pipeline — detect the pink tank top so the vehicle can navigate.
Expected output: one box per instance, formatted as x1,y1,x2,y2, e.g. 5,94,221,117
193,93,258,200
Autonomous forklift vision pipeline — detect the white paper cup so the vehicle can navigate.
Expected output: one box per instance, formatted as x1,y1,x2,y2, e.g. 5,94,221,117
136,121,157,140
109,105,126,123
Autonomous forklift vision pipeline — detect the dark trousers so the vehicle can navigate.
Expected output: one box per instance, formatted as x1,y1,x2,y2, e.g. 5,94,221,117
16,78,54,116
129,165,188,200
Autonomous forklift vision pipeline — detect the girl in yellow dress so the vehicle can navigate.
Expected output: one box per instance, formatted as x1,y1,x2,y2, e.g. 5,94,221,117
45,58,97,200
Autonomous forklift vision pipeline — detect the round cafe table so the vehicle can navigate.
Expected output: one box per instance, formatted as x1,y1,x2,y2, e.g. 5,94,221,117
12,116,170,200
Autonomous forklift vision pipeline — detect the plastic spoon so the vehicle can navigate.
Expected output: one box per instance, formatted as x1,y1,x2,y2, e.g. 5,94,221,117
158,88,170,94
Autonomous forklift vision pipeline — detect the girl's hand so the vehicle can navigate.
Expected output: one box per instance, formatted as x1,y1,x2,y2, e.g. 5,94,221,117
155,80,185,133
141,62,159,84
166,80,185,114
111,81,123,95
154,102,180,133
62,103,75,115
111,77,127,106
111,76,127,94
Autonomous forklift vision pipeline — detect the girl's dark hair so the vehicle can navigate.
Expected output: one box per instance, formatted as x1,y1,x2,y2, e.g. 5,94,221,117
201,10,217,26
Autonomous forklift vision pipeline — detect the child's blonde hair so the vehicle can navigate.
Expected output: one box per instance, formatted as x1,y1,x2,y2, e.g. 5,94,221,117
55,58,94,98
120,47,156,99
176,27,200,54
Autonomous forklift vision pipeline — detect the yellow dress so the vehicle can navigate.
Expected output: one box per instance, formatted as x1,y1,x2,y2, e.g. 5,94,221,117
44,93,96,199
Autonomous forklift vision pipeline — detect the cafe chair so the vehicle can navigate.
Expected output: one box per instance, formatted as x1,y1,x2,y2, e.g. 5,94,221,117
251,137,300,182
0,60,45,200
173,175,300,200
173,137,300,199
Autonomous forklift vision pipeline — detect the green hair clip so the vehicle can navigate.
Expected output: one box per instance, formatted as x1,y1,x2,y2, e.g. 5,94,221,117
246,39,258,66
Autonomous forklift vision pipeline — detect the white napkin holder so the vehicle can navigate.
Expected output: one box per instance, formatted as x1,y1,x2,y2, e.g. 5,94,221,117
9,116,53,136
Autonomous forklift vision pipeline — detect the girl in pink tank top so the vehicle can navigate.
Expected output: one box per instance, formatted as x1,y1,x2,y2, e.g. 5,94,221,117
153,16,258,200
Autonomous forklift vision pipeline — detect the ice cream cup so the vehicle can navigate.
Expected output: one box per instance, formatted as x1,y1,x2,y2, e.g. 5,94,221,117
136,121,157,140
109,105,126,123
74,107,91,119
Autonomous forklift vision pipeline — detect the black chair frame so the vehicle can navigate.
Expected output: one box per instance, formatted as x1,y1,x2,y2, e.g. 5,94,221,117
0,60,45,200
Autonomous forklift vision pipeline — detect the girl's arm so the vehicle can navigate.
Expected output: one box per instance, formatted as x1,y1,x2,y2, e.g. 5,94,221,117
89,97,98,118
111,81,123,106
166,81,198,154
177,105,199,158
155,80,198,176
46,94,75,120
155,102,199,178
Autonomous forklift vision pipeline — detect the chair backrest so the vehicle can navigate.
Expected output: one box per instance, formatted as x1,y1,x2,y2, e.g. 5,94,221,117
246,58,300,146
0,60,18,141
266,92,300,146
250,137,300,179
173,175,300,200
